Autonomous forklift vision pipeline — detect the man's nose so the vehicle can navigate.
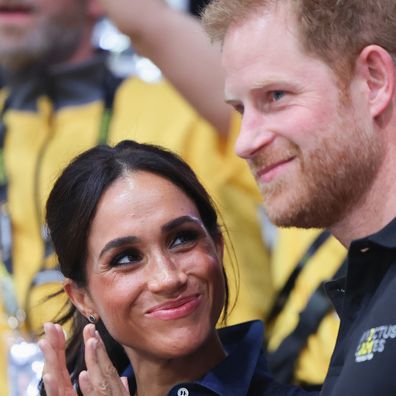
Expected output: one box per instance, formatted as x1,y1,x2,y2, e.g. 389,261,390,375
147,253,188,295
235,110,275,159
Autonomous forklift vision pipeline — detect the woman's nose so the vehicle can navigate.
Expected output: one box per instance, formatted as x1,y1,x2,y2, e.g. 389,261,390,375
147,253,188,295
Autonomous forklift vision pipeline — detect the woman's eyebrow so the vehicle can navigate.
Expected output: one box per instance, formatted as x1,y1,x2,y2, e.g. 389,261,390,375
98,216,202,258
161,215,202,233
99,236,139,258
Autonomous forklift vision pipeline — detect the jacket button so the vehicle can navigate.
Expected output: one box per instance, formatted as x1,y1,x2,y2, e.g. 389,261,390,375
177,388,189,396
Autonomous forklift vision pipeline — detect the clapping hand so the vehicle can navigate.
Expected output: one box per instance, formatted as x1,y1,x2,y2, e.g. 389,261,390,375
39,323,130,396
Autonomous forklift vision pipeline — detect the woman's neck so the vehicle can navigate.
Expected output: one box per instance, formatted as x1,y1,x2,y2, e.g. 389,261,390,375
128,330,226,396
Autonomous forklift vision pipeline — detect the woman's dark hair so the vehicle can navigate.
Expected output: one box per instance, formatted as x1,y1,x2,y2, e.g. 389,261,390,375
41,140,229,393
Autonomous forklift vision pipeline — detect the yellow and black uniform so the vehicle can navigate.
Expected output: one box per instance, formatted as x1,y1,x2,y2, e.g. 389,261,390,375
263,224,347,388
0,56,272,396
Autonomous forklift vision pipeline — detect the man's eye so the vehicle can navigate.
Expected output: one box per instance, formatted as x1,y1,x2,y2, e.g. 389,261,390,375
110,250,142,267
270,90,286,101
170,230,199,248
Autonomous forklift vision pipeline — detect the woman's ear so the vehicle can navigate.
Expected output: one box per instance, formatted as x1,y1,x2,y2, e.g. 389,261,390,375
356,45,395,119
64,278,97,320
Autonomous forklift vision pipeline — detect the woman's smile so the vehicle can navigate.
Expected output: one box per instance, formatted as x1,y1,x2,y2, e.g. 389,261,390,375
145,293,202,320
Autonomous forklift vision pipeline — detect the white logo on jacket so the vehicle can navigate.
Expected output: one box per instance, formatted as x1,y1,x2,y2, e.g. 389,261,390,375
355,325,396,362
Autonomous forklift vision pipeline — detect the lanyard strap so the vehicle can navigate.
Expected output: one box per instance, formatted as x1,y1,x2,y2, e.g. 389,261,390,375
98,71,122,144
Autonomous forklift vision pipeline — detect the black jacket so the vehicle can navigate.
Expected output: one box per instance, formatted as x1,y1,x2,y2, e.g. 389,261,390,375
322,218,396,395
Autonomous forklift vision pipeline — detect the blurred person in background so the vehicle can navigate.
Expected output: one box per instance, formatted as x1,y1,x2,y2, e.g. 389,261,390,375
0,0,272,394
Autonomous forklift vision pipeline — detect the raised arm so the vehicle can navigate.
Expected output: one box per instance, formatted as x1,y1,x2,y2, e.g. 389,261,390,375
98,0,232,135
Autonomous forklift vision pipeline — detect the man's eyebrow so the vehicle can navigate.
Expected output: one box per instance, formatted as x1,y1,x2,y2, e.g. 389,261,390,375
224,85,264,104
161,215,203,233
99,236,139,258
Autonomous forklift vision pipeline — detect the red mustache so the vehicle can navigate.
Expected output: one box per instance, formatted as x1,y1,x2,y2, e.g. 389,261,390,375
248,140,300,176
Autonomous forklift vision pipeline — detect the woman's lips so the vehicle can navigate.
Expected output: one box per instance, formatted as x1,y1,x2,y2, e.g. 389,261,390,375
145,294,202,320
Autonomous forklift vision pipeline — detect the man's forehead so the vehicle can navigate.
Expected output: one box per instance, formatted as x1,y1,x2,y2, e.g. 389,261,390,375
222,4,300,71
222,2,298,51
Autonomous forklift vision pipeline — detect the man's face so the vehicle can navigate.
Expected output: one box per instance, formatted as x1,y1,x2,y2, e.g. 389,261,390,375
222,4,384,229
0,0,88,70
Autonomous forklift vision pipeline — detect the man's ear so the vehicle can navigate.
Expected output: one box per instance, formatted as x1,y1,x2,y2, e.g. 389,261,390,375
356,45,395,119
64,278,97,320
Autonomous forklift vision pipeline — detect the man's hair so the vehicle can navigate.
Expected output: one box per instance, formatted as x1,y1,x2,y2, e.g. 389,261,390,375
202,0,396,81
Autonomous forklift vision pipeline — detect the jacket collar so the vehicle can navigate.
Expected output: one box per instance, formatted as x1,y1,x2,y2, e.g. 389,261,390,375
196,320,264,395
360,217,396,249
1,54,108,111
326,217,396,318
123,320,265,396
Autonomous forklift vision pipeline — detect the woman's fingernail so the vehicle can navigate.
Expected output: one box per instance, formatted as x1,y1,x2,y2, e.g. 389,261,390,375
95,330,103,344
43,323,51,333
89,325,95,337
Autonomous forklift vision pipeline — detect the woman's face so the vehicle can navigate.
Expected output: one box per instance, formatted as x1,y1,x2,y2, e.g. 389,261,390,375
75,171,225,361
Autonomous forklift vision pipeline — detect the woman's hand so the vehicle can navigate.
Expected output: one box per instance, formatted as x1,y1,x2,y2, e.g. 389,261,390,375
39,323,75,395
79,324,130,395
39,323,130,396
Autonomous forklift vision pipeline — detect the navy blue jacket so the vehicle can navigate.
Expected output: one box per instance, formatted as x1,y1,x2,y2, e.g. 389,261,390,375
123,320,313,395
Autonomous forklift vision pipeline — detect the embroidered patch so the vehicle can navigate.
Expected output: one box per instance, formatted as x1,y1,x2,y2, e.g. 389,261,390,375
355,325,396,362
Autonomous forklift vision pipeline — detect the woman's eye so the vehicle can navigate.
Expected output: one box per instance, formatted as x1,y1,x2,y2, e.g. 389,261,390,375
170,230,199,249
270,90,286,102
110,250,142,267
